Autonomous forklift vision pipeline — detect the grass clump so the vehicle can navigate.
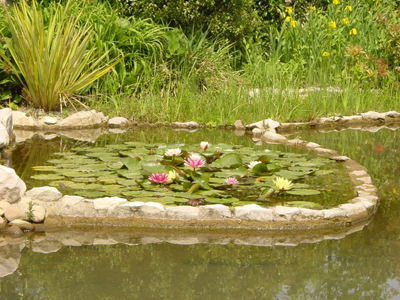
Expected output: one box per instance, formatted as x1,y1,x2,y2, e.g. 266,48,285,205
0,0,119,111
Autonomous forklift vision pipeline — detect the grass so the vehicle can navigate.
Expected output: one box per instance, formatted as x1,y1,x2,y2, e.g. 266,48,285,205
1,0,400,124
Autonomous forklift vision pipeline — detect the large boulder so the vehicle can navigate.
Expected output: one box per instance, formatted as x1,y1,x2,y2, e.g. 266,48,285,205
58,110,108,128
26,187,62,202
12,111,38,128
0,165,26,203
0,108,12,147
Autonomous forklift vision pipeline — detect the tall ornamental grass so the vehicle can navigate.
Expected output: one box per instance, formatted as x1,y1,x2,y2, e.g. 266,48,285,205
0,0,119,111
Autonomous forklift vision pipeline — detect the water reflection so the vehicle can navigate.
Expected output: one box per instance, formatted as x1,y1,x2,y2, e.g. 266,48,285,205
0,126,399,299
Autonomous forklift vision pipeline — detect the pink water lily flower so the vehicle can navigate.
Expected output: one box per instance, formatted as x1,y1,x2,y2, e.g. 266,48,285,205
184,153,206,169
149,173,169,184
225,177,239,185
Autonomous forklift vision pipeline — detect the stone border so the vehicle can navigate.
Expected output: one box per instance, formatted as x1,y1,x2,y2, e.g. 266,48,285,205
0,108,383,232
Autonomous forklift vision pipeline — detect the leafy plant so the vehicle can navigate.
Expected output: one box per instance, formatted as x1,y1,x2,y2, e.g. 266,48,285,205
0,0,119,110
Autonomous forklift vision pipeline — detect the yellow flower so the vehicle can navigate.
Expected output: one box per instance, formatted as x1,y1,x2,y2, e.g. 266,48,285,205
273,177,293,191
291,20,298,28
286,6,293,14
310,6,316,11
329,21,337,29
349,28,357,35
345,5,352,11
341,18,349,25
333,0,340,4
322,51,330,57
285,16,291,22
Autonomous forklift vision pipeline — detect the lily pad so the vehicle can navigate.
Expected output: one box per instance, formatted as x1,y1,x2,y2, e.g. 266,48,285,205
31,174,65,180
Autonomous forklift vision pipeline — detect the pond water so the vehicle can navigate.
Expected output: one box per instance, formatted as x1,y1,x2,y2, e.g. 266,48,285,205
5,128,353,208
0,126,399,299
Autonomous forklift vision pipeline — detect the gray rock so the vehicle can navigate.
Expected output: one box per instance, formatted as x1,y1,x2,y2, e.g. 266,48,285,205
61,195,84,207
306,142,320,149
12,111,38,127
199,204,232,219
26,186,62,202
0,165,26,203
6,225,24,237
263,132,287,143
0,217,6,228
322,208,346,219
274,206,300,220
0,108,12,139
4,205,25,221
386,111,400,118
93,197,127,210
58,110,108,128
361,111,386,120
171,121,199,128
252,128,264,137
235,204,274,221
234,120,244,129
42,116,58,125
166,206,199,219
9,219,35,232
0,124,10,148
108,117,129,127
0,201,10,215
330,156,350,162
141,202,166,217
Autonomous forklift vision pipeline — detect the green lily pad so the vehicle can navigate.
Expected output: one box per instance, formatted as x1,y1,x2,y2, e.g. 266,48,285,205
31,174,65,180
32,166,59,171
212,153,243,169
75,191,107,198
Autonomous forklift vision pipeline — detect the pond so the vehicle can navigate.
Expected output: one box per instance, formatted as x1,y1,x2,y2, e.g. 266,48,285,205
0,126,399,299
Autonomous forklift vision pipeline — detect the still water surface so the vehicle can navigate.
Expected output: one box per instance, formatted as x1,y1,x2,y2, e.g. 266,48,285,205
0,126,399,299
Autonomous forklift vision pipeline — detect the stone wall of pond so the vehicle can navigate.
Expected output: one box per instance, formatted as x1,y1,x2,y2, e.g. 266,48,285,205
0,108,390,232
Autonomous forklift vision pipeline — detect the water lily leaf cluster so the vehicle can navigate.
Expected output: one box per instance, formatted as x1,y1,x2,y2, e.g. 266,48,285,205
31,142,334,208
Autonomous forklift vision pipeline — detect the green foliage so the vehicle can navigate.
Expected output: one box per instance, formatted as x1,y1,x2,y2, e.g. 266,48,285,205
0,0,119,110
115,0,260,49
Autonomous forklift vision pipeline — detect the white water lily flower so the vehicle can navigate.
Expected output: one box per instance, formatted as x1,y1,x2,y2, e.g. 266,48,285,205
200,141,210,150
273,176,293,191
248,161,262,169
165,148,182,157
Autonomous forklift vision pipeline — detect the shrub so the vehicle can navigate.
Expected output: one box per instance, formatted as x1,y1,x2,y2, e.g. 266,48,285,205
115,0,260,49
0,0,119,110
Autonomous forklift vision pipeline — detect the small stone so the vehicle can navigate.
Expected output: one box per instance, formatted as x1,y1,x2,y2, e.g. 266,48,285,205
235,204,274,221
0,165,27,203
9,219,35,232
274,206,300,220
287,139,305,146
0,217,6,228
42,116,58,125
351,170,368,177
263,119,280,132
199,204,232,219
92,197,127,210
386,111,400,118
4,205,25,222
339,203,367,216
141,202,166,217
166,206,199,219
61,195,84,207
234,120,244,129
12,111,38,127
31,205,45,223
252,128,264,137
306,142,320,149
247,120,264,130
6,225,24,237
322,208,346,219
330,156,350,162
108,117,129,127
263,132,287,143
313,148,337,155
26,186,62,202
361,111,386,120
58,110,108,128
171,121,199,128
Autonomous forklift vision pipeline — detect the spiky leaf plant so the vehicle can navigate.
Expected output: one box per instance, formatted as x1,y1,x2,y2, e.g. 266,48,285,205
0,0,119,110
